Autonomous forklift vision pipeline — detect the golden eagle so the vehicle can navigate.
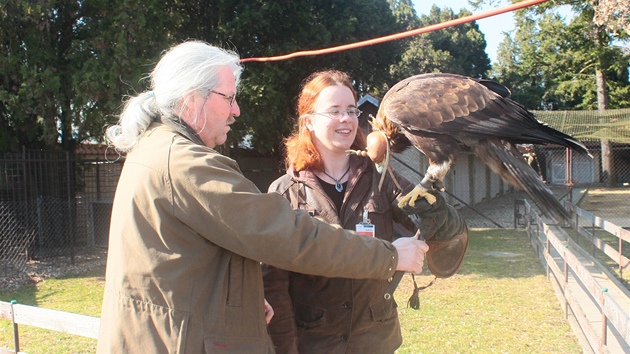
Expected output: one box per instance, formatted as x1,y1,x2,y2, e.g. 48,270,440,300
353,73,590,222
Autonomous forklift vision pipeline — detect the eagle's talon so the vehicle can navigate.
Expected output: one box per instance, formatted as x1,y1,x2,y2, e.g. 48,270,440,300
397,184,437,209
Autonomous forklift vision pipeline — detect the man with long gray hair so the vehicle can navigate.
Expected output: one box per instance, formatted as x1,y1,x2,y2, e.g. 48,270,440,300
97,40,429,353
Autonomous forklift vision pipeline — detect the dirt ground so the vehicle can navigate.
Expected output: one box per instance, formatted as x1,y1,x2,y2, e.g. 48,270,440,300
575,187,630,227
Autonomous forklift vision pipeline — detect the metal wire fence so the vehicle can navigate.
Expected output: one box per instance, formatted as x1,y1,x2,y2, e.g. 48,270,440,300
0,149,122,284
393,141,629,229
0,139,627,288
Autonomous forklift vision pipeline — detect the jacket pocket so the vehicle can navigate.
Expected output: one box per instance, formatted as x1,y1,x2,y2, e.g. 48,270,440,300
369,296,398,322
364,200,394,242
294,301,326,329
227,256,244,307
114,294,189,353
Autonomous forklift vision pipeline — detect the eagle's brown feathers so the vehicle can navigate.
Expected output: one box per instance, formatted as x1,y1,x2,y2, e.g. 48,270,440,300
367,73,590,222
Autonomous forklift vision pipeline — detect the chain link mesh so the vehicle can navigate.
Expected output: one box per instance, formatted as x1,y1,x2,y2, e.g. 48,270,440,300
0,150,122,285
0,128,627,288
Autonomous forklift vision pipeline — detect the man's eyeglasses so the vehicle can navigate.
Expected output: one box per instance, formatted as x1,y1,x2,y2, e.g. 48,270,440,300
312,108,362,120
209,90,236,106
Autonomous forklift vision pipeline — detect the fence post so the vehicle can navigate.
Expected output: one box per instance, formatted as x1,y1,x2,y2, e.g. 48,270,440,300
10,300,19,353
21,147,29,262
563,244,570,319
96,158,101,200
66,151,76,265
600,288,608,350
574,203,579,232
591,218,596,257
619,235,623,280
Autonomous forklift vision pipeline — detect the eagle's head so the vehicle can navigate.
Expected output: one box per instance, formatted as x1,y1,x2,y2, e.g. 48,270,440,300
347,112,403,191
370,111,412,155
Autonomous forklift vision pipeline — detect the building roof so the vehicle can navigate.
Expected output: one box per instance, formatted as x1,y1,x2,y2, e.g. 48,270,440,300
358,94,630,143
533,108,630,144
74,143,125,160
358,94,380,108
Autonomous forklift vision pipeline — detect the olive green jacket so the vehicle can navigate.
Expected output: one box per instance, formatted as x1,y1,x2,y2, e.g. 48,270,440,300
97,123,399,353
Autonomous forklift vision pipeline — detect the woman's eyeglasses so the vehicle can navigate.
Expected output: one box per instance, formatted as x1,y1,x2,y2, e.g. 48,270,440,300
312,109,362,120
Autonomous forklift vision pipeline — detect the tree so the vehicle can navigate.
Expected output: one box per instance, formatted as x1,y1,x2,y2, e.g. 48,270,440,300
174,0,402,157
72,0,178,146
388,4,491,92
490,0,630,186
0,0,176,153
492,12,578,110
1,0,492,158
492,4,629,110
1,0,61,151
593,0,630,35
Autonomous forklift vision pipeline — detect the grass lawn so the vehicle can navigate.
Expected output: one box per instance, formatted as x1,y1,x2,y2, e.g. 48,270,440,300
395,228,582,353
0,228,582,353
0,268,105,353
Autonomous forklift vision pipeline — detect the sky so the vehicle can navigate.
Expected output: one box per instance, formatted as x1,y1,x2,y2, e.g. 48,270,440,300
412,0,517,64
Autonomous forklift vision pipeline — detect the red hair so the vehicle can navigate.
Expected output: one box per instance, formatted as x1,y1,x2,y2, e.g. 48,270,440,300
284,70,366,171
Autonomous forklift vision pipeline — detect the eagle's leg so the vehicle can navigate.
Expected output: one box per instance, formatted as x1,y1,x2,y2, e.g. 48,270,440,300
397,163,449,207
397,184,437,208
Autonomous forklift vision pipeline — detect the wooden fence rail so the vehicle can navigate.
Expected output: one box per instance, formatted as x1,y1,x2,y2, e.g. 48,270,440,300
566,202,630,279
2,200,628,353
0,300,99,353
516,198,630,354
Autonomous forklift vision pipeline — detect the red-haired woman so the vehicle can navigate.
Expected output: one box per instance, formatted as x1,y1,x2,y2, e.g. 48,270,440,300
263,70,467,353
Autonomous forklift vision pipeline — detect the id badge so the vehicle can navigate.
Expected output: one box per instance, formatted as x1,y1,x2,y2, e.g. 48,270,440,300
356,210,375,237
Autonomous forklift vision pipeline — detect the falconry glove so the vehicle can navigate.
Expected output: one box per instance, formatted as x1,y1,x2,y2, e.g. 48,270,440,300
400,191,469,278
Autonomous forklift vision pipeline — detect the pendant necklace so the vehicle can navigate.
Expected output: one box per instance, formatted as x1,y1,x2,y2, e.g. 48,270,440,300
321,165,350,192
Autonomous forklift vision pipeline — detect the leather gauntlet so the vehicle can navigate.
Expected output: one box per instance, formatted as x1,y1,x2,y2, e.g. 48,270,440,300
401,192,469,278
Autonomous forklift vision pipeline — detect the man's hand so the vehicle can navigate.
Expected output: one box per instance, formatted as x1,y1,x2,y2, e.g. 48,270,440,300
264,298,274,324
392,230,429,274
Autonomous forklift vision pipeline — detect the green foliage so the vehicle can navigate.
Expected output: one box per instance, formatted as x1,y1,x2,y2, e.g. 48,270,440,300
491,2,630,110
0,0,176,153
0,0,403,156
70,0,178,144
2,0,628,155
220,0,401,156
388,4,491,89
0,0,496,156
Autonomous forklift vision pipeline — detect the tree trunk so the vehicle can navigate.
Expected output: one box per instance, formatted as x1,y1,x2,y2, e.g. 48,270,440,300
596,69,615,186
57,1,76,152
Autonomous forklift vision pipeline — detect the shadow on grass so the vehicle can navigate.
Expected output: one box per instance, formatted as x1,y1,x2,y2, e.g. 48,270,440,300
457,228,545,279
0,266,105,308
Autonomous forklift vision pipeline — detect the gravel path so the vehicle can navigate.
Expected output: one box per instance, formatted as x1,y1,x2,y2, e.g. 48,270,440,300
456,190,532,229
0,249,107,292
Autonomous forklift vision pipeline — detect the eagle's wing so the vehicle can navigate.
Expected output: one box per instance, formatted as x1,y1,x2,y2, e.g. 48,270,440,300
380,73,588,153
377,73,590,222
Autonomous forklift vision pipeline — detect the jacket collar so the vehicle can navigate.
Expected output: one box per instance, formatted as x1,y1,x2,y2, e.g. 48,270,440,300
154,115,205,146
286,154,373,187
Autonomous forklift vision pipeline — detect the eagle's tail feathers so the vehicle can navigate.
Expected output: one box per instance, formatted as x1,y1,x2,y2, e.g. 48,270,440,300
527,124,591,157
474,140,571,223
